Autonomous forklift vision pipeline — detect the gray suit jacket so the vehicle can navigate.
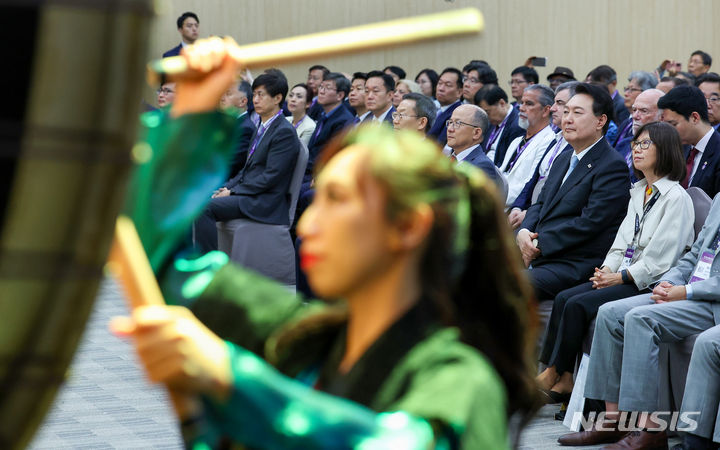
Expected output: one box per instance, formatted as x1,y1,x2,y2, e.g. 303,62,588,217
662,193,720,302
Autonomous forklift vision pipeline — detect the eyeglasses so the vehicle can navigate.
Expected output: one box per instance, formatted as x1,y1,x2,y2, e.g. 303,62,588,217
624,86,643,93
156,88,174,95
318,84,337,92
392,112,419,120
706,95,720,104
446,119,480,129
631,139,653,150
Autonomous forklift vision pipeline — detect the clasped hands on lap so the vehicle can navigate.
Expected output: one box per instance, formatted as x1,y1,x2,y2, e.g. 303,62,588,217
212,187,231,198
516,228,540,268
650,280,687,303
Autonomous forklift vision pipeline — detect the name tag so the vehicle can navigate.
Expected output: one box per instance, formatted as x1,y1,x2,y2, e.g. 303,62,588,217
619,246,635,271
690,251,716,283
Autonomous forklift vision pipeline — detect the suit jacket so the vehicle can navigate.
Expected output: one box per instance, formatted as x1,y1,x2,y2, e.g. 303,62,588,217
306,104,355,174
227,112,257,179
689,130,720,199
613,92,630,125
520,138,631,281
287,115,316,148
428,100,462,147
308,100,323,121
613,117,633,147
224,115,300,225
485,107,526,167
511,138,572,211
367,105,396,125
463,145,502,186
162,43,183,58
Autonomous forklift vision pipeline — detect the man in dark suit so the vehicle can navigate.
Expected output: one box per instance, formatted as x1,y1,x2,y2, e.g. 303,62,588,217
477,85,525,166
697,73,720,132
659,85,720,198
194,72,300,253
613,88,664,168
364,71,396,125
586,64,628,125
517,83,631,301
446,104,502,187
220,80,256,178
162,12,199,58
427,68,463,147
306,65,330,121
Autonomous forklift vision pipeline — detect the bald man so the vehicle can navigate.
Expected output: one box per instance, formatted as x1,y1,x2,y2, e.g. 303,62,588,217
446,104,503,187
615,88,665,168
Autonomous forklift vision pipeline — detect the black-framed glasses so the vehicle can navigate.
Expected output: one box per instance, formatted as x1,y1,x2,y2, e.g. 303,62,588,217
392,112,419,120
631,139,653,150
446,119,480,129
318,84,337,92
157,88,174,95
706,95,720,104
624,86,643,93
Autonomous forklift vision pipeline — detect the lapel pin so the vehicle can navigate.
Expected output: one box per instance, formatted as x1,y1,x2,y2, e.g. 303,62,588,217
587,163,592,168
702,161,708,171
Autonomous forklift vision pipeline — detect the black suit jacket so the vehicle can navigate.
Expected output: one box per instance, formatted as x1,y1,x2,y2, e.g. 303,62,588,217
484,106,526,167
224,115,300,225
162,43,182,58
612,93,629,125
428,100,462,147
689,129,720,199
227,112,257,179
511,139,572,211
306,104,355,174
463,145,501,186
521,138,631,281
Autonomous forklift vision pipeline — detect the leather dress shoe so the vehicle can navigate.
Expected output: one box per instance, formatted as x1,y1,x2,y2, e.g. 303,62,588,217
603,430,668,449
558,426,629,446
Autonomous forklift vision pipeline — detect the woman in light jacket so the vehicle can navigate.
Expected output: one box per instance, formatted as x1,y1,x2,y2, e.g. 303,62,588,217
536,121,695,402
287,82,316,147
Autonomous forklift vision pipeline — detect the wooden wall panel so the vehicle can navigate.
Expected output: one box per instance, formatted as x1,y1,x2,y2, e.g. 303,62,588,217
144,0,718,103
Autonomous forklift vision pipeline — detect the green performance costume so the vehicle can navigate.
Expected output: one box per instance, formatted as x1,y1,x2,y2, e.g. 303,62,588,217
127,109,510,449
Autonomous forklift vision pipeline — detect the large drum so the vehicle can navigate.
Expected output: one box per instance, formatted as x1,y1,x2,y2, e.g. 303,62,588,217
0,1,153,448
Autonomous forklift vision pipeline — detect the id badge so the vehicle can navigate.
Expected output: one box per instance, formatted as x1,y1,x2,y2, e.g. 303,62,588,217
690,251,716,283
619,246,635,271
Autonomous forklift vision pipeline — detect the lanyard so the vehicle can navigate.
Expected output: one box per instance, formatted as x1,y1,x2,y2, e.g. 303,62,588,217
249,110,282,157
486,114,509,149
506,133,536,172
632,190,661,246
293,115,306,129
711,228,720,253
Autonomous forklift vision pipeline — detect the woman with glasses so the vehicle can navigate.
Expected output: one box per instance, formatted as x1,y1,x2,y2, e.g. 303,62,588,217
156,82,176,108
536,121,695,403
286,83,316,147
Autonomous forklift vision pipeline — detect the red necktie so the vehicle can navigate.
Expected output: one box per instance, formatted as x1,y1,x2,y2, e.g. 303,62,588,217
450,152,457,162
682,147,699,188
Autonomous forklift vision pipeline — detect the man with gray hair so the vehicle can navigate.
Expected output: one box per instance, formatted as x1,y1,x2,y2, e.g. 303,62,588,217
392,92,437,134
499,84,556,209
446,104,501,186
615,88,665,167
614,71,658,148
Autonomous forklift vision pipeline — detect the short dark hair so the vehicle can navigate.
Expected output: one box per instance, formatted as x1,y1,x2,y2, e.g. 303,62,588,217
476,85,507,106
657,85,710,123
323,72,350,99
291,83,313,105
464,60,489,71
678,72,697,85
383,65,406,80
573,82,615,134
691,50,712,67
252,72,289,104
308,65,330,75
466,63,498,85
402,92,438,132
696,72,720,87
586,65,617,85
351,72,368,83
511,66,538,84
366,70,395,92
555,80,580,96
414,68,439,97
177,12,198,29
660,76,689,88
440,67,463,90
632,121,686,182
237,80,252,100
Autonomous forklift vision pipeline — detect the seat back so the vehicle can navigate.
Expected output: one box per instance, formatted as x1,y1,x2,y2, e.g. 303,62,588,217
287,141,309,224
686,186,712,239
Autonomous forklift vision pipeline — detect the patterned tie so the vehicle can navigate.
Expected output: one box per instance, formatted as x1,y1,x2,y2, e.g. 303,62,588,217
450,152,457,162
562,155,579,185
682,147,699,188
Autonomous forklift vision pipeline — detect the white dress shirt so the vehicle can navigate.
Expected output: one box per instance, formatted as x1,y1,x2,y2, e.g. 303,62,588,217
499,125,556,208
602,176,695,290
454,144,481,162
689,127,714,184
373,105,393,123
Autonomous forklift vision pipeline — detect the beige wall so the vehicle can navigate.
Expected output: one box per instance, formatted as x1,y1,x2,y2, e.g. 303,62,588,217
146,0,718,101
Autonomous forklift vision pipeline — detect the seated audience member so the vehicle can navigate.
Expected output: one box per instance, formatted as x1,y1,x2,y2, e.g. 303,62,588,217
306,64,330,120
477,85,526,166
547,66,576,91
305,72,354,180
446,104,502,185
220,80,257,177
614,89,664,167
414,68,439,104
586,64,628,125
391,79,421,108
383,65,406,84
427,67,464,147
677,71,697,85
659,85,720,198
516,83,631,301
656,75,688,93
507,82,578,229
560,192,720,449
498,85,556,209
156,82,176,108
688,49,713,78
392,92,437,135
537,122,693,404
614,71,657,147
286,83,316,148
162,12,198,57
462,63,498,103
697,72,720,131
194,72,300,253
675,325,720,449
508,66,539,106
364,70,396,124
348,72,371,125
